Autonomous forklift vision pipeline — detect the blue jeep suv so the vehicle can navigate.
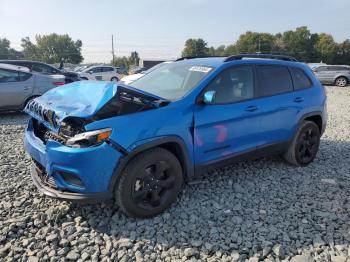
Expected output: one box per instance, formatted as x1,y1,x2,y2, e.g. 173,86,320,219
24,54,327,218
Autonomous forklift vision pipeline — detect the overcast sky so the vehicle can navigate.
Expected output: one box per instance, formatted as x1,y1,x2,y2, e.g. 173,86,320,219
1,0,350,63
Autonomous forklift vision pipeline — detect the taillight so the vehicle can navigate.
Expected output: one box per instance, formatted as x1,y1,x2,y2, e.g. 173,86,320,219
53,82,65,87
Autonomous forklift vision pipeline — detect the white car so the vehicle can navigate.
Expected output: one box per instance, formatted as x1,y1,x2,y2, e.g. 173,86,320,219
121,61,173,85
79,65,124,81
0,64,65,111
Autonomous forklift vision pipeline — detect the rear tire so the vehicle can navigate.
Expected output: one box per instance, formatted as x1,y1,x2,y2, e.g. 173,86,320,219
115,147,183,218
335,76,348,87
283,121,320,166
111,77,119,81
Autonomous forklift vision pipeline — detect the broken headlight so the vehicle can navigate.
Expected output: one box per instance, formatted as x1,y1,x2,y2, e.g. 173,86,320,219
65,128,112,148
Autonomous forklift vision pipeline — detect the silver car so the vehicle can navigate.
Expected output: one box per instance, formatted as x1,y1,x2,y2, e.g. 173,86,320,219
0,64,65,111
313,65,350,87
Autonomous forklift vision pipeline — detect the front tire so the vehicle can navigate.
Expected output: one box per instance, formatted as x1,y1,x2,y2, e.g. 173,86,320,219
115,147,183,218
283,121,320,166
335,76,348,87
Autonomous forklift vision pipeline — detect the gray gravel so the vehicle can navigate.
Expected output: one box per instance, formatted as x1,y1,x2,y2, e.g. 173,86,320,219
1,86,350,262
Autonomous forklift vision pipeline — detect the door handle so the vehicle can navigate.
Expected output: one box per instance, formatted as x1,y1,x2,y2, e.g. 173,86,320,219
23,86,30,90
244,105,258,112
294,97,304,103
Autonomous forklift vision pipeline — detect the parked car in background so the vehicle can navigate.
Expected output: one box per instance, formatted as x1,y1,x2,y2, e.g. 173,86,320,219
0,60,81,83
79,65,125,81
128,66,147,75
0,64,65,111
312,65,350,87
24,54,327,218
121,61,172,85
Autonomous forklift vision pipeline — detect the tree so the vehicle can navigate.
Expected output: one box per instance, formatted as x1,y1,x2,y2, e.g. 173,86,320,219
111,52,140,69
21,34,83,63
314,33,337,64
129,51,140,66
0,38,23,59
235,32,275,54
334,39,350,65
181,38,208,57
281,26,317,62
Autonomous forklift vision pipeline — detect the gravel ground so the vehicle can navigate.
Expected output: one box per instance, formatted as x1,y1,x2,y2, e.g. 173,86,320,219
0,86,349,262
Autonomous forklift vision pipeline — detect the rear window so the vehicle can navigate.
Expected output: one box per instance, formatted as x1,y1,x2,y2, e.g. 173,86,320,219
257,65,293,97
290,67,312,90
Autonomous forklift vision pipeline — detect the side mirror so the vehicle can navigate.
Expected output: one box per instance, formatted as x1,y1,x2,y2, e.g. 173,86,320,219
203,90,216,104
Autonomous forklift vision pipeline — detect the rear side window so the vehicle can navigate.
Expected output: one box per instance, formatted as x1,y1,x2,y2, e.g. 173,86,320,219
257,65,293,97
290,67,312,90
102,67,114,72
19,71,32,81
0,69,19,83
329,66,349,71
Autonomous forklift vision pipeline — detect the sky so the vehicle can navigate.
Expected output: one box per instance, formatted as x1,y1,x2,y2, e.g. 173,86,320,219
1,0,350,63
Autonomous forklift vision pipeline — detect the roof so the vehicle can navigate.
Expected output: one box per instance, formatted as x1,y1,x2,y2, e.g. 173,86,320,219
0,63,31,72
175,56,301,68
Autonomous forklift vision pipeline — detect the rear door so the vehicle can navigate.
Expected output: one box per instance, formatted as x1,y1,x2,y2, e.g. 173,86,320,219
314,66,333,84
91,67,103,80
0,69,33,109
194,65,261,165
253,65,298,147
102,67,114,80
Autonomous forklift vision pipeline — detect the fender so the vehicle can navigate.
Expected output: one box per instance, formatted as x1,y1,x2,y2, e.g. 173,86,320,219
107,136,194,193
295,111,324,136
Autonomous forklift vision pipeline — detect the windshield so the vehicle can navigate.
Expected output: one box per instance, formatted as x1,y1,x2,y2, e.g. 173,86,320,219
131,63,213,100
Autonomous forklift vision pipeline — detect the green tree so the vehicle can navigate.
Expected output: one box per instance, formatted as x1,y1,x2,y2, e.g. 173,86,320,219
21,34,83,63
0,38,23,59
129,51,140,66
281,26,317,61
334,39,350,65
314,33,337,64
111,52,140,69
181,38,208,57
234,32,275,54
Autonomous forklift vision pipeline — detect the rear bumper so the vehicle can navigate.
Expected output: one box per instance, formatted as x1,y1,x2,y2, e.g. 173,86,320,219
30,163,111,202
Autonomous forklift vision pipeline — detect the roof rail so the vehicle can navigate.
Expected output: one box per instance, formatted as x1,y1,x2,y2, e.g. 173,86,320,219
224,54,298,62
175,55,225,61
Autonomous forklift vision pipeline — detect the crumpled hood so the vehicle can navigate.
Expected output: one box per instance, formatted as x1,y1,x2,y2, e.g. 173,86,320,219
24,81,166,133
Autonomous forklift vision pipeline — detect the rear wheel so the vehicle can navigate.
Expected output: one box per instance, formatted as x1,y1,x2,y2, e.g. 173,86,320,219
335,76,348,87
283,121,320,166
111,77,119,81
115,147,183,218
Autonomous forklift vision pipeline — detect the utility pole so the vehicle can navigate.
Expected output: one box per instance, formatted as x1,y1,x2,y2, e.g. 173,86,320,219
112,35,115,65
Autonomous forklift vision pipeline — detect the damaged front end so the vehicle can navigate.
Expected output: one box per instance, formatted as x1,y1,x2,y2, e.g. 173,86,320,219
24,81,170,147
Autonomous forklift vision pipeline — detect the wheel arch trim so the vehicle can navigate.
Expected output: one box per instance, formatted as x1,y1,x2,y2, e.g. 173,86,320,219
108,136,194,193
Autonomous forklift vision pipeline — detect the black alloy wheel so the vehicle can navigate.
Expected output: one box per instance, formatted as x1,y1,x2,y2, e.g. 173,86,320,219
115,147,183,218
283,121,321,166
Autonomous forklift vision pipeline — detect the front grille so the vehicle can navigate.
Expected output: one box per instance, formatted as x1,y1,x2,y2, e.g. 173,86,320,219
32,159,58,189
32,119,66,145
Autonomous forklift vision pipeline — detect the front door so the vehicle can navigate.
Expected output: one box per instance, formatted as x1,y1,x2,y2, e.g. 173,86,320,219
194,65,261,165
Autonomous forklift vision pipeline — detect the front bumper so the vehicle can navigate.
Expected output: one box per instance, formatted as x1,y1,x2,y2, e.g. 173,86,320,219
24,119,123,201
30,162,110,202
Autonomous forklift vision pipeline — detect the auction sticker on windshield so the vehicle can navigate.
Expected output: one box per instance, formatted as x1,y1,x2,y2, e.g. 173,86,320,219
189,66,212,73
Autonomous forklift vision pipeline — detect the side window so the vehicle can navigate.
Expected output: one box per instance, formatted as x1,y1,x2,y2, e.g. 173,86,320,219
32,64,56,74
315,66,327,72
206,66,254,104
0,69,20,83
290,67,312,90
89,67,101,73
19,72,32,81
103,67,114,72
257,65,293,97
